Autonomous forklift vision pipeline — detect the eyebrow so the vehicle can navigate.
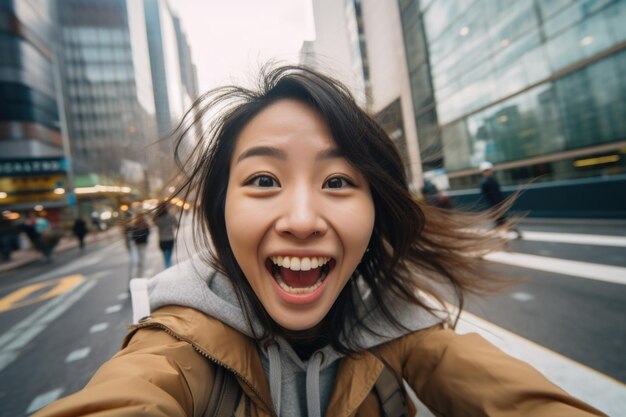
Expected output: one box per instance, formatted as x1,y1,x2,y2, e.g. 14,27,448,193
315,147,344,161
235,146,344,163
236,146,287,163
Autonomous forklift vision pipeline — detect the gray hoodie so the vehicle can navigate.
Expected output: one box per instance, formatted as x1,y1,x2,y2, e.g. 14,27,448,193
143,256,442,417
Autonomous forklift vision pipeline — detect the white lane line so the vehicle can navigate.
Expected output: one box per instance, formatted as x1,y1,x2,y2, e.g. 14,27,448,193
4,324,47,351
521,231,626,247
65,347,91,363
117,292,129,300
0,278,86,349
485,252,626,285
105,304,122,314
0,280,97,373
89,322,109,333
26,388,64,414
456,311,625,417
510,291,534,302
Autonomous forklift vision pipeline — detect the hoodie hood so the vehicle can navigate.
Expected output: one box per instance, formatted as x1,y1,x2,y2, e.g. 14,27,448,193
144,255,442,417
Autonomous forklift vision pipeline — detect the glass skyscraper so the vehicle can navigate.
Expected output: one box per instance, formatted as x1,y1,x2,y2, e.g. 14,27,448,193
400,0,626,216
57,0,157,195
0,0,68,221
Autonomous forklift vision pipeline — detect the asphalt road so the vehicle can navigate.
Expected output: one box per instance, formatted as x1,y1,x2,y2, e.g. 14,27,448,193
0,221,624,416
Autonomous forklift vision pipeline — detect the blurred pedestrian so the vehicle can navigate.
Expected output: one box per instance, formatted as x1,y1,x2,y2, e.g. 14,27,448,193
480,161,521,238
421,179,439,206
22,212,56,261
72,217,88,250
119,210,132,252
153,205,177,268
36,65,601,417
129,212,150,279
33,213,50,235
422,179,452,209
0,215,16,262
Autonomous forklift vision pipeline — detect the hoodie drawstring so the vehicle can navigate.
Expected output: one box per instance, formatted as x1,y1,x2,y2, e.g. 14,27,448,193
267,343,282,416
266,344,324,417
306,351,324,417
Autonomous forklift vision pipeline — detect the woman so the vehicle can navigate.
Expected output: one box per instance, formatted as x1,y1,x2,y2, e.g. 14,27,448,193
35,66,604,417
128,212,150,279
153,205,178,268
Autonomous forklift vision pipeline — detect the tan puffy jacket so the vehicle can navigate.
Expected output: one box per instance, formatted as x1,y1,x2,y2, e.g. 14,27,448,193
35,305,606,417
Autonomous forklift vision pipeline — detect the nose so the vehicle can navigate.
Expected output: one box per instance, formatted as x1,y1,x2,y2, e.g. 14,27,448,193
274,185,327,240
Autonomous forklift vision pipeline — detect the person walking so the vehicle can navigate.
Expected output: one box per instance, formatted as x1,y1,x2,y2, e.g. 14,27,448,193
128,212,150,279
72,217,88,250
23,212,55,261
36,66,602,417
0,215,16,262
480,161,521,238
153,205,178,268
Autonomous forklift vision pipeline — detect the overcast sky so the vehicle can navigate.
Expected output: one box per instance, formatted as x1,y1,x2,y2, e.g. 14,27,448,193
170,0,315,93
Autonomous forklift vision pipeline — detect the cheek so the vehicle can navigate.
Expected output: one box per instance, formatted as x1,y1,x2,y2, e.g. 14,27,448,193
336,197,375,258
224,188,258,265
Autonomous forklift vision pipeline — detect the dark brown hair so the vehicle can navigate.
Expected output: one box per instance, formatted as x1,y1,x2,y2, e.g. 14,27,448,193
168,65,511,353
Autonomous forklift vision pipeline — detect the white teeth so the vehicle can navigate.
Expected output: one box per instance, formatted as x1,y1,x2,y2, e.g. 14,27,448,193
300,258,311,271
290,257,301,271
271,256,330,271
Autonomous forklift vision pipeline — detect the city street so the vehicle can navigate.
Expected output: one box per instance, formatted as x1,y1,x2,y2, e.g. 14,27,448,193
0,220,625,416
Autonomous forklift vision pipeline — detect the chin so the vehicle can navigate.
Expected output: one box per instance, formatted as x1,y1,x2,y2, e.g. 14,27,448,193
270,309,328,332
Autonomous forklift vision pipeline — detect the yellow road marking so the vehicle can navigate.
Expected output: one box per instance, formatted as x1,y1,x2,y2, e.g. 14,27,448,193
0,275,84,313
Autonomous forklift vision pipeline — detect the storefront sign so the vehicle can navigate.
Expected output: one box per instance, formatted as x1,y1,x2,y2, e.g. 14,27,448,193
0,158,66,176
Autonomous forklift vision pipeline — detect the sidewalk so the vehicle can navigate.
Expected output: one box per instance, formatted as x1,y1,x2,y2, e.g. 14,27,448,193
0,228,121,274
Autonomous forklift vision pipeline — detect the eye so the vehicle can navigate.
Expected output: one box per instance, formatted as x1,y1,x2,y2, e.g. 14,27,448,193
245,174,280,188
324,176,353,189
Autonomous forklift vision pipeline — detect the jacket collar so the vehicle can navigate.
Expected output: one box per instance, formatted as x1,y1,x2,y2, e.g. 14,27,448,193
131,305,276,414
129,305,392,417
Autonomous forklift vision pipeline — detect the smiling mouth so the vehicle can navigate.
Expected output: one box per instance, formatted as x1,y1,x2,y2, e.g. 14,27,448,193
266,256,335,294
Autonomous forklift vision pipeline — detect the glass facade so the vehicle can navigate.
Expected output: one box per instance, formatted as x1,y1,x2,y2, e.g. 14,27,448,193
374,98,411,180
344,0,370,109
401,0,626,191
398,0,443,170
57,0,157,187
0,0,60,144
144,0,185,138
0,0,68,215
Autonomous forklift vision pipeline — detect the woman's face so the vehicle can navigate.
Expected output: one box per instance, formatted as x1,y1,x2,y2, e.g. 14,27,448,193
225,99,375,331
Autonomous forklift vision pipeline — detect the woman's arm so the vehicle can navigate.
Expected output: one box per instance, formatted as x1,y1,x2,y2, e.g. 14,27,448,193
395,325,607,417
33,327,214,417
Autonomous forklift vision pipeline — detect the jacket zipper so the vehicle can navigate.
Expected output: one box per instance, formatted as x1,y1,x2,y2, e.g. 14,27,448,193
132,321,278,417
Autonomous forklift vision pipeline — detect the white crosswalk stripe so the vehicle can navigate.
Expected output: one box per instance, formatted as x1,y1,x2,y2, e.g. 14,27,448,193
484,251,626,285
520,231,626,247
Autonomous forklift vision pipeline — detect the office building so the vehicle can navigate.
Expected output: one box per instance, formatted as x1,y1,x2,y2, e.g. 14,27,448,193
306,0,626,216
143,0,198,191
302,0,424,188
56,0,158,214
399,0,626,216
0,0,68,223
